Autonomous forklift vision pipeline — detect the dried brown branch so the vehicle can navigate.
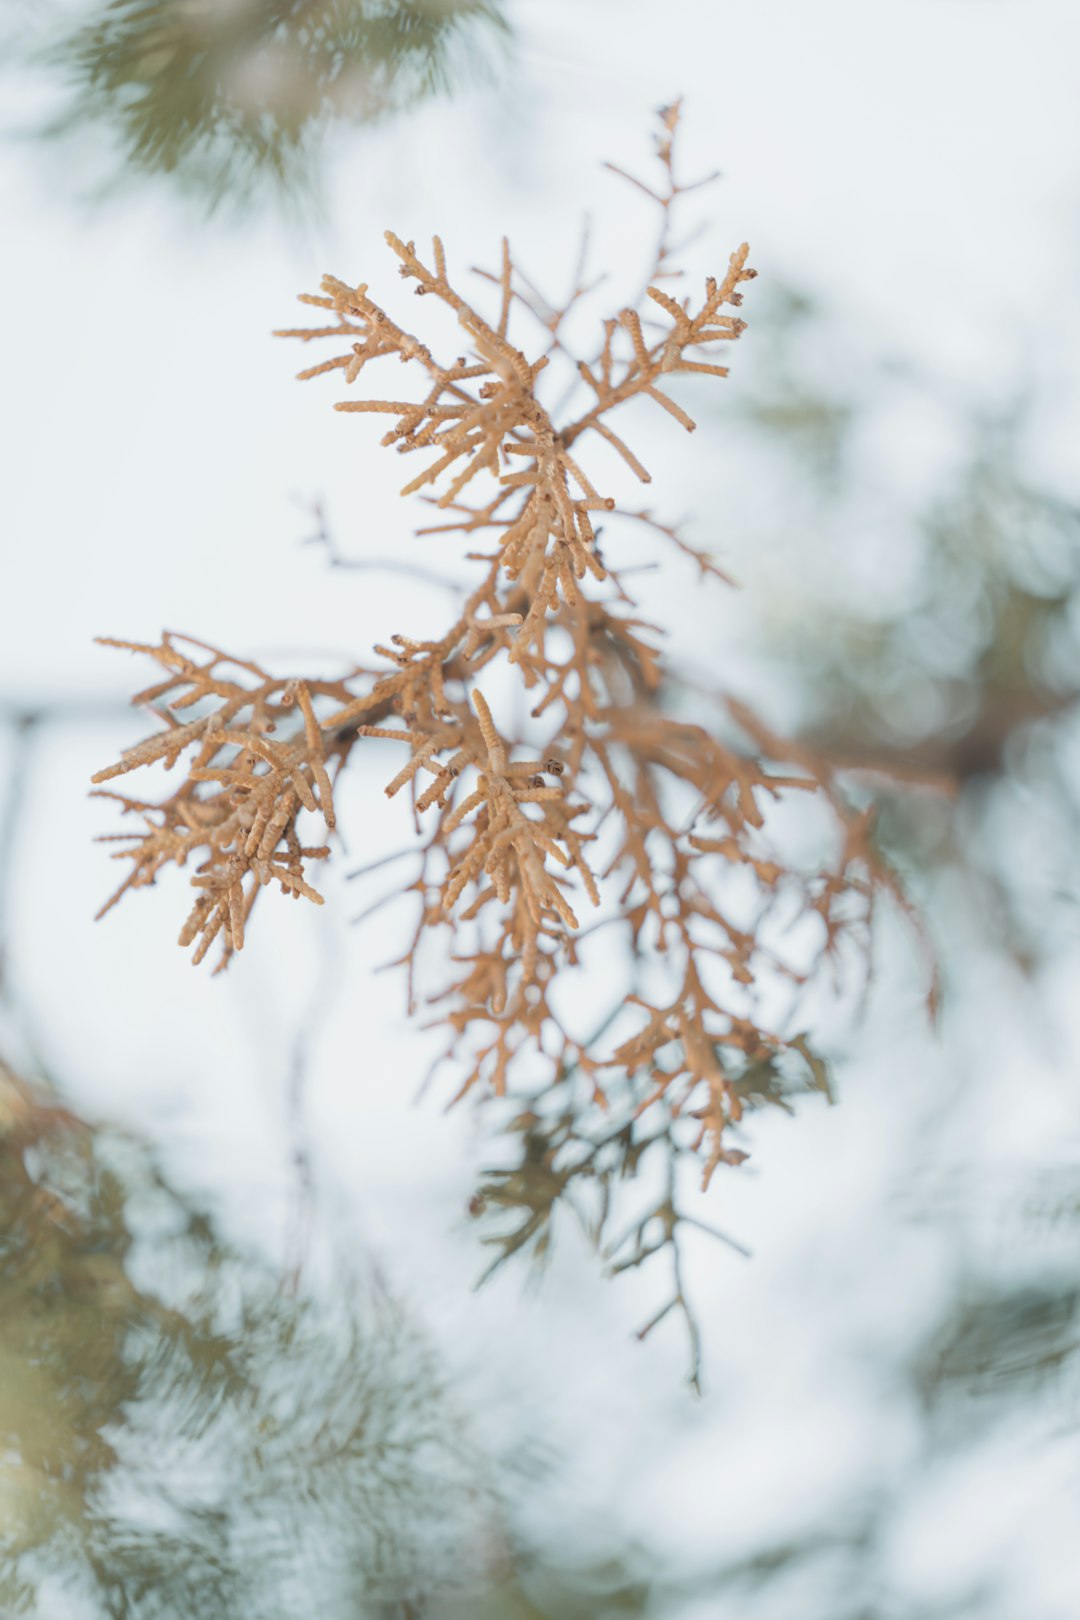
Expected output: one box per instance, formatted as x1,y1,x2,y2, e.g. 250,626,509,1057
91,104,929,1378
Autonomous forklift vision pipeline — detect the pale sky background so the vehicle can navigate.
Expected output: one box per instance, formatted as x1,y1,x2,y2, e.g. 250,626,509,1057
3,2,1080,1614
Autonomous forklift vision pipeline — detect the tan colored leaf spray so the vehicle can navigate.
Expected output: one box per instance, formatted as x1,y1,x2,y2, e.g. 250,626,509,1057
93,104,927,1384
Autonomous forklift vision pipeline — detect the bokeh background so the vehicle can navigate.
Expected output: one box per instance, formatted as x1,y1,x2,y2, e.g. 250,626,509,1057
3,2,1080,1615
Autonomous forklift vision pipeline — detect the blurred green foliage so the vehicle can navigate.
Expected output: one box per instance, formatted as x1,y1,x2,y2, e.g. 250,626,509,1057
0,1065,487,1615
29,0,510,211
0,1064,667,1618
724,285,1080,962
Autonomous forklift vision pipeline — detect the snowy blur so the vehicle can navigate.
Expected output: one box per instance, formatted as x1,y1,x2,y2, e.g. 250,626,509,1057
3,2,1080,1616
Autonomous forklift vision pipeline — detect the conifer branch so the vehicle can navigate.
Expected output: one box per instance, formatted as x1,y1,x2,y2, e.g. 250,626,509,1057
91,104,930,1377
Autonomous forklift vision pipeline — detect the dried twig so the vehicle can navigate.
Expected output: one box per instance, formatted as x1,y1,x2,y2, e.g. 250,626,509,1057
92,105,929,1381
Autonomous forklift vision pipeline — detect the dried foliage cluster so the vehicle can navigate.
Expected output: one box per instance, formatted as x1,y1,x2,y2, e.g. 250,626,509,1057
93,107,918,1377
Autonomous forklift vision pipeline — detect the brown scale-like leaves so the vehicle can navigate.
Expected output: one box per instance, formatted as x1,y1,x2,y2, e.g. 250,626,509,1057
91,636,345,971
92,104,928,1381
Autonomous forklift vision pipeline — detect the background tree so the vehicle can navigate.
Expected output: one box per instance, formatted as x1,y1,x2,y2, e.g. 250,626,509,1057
8,0,510,212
